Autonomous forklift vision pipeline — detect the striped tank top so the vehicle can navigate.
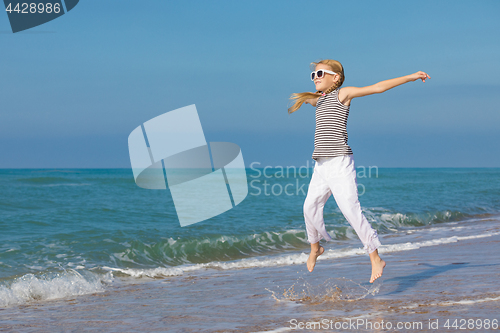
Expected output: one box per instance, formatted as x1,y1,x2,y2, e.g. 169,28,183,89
312,87,353,161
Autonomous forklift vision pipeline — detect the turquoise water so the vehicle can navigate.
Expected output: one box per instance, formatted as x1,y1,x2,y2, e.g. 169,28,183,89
0,167,499,307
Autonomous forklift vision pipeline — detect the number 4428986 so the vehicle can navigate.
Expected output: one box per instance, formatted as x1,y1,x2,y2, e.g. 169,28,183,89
5,2,61,14
444,319,498,330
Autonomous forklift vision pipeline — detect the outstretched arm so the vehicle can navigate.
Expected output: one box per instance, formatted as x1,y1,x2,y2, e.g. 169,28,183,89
339,71,431,103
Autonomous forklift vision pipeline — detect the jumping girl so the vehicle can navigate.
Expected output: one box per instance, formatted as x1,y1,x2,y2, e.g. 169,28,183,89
289,59,430,283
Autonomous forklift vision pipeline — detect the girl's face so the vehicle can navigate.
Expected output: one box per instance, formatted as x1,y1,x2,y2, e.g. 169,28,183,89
313,64,339,92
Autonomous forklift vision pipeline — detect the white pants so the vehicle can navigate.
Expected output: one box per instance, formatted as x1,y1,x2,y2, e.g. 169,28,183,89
303,154,381,253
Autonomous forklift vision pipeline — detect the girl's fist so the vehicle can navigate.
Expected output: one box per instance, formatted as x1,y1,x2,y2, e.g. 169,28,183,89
410,71,431,83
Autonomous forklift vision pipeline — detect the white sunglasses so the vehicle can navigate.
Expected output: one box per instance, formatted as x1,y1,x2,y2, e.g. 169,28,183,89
311,69,338,81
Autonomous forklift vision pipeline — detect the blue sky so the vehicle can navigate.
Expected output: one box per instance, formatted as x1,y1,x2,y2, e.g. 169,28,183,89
1,0,499,168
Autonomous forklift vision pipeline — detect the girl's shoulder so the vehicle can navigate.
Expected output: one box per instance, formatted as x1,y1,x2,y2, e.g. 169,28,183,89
325,87,350,107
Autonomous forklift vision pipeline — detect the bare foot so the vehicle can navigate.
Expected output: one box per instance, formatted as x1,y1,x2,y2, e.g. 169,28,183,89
369,257,386,283
307,246,324,272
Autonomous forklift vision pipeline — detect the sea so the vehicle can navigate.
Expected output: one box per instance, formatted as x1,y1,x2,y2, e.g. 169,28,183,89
1,167,499,332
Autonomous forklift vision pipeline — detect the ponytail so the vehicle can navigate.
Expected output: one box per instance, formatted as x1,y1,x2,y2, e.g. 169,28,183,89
288,91,322,114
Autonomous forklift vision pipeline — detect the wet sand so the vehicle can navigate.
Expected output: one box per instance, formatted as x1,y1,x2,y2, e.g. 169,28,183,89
1,220,499,332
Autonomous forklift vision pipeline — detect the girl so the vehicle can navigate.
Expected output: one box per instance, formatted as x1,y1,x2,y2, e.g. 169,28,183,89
289,59,430,283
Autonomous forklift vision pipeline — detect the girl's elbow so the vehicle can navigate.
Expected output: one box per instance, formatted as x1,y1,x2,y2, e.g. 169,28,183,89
372,84,384,94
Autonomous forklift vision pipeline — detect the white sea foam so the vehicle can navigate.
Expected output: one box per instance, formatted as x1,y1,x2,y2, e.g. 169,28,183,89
436,295,500,306
101,266,184,278
401,294,500,309
101,231,500,278
0,270,113,308
252,328,292,333
378,232,500,255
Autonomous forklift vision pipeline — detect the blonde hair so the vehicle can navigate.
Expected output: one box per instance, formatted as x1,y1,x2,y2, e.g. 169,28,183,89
288,59,345,114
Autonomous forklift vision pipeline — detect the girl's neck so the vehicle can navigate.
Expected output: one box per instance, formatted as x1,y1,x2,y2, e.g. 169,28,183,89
322,86,337,95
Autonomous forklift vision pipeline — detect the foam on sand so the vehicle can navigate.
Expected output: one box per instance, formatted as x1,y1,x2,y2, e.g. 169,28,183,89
0,269,112,308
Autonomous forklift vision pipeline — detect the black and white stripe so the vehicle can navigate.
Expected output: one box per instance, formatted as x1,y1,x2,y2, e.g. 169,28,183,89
312,88,353,161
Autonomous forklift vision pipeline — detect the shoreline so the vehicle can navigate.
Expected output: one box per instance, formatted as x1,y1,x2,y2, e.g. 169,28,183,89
1,218,499,332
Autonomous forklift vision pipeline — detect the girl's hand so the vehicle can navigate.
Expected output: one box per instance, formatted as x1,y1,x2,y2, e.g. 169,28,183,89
408,71,431,83
304,97,319,107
